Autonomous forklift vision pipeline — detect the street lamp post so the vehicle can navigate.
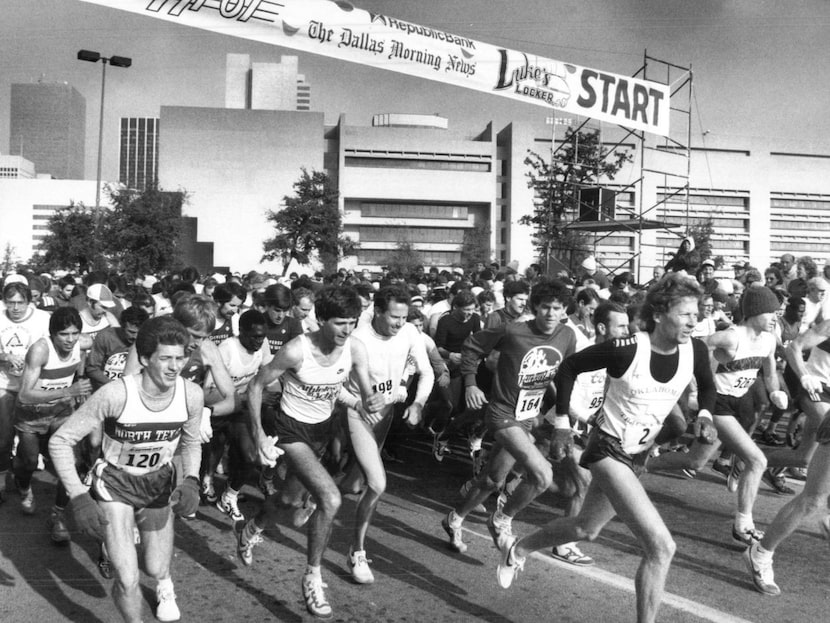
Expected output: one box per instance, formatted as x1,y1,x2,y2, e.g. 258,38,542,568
77,49,131,210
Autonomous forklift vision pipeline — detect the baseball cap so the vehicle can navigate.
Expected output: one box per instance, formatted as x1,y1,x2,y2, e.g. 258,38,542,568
87,283,116,308
701,259,715,268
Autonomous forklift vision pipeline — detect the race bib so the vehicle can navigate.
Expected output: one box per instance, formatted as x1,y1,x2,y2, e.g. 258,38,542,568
117,444,170,473
515,388,544,420
621,420,658,454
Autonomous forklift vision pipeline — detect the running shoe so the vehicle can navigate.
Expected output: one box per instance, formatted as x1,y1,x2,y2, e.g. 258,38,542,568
727,457,744,493
292,492,317,528
681,468,697,479
442,512,468,553
216,490,244,522
432,434,450,462
732,524,765,546
551,544,594,566
762,468,795,495
347,549,374,584
487,513,513,551
236,520,263,566
257,471,278,498
459,480,486,514
156,583,181,622
97,543,113,580
201,476,218,504
786,466,807,481
711,459,730,479
743,542,780,596
302,573,332,619
20,487,36,516
496,491,508,514
48,508,71,544
496,537,526,589
760,430,785,447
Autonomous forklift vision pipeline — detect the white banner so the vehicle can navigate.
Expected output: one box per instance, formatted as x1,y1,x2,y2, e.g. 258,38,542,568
78,0,671,135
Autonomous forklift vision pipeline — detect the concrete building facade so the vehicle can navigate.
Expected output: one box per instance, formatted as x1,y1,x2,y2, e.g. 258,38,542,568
224,54,311,112
8,82,86,180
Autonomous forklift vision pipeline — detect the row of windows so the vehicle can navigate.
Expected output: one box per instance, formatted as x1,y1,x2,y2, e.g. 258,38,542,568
770,198,830,210
360,203,469,220
358,226,466,244
345,156,491,172
358,249,461,266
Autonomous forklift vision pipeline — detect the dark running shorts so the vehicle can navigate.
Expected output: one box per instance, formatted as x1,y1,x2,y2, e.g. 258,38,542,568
580,427,645,474
485,407,538,434
90,460,175,511
274,410,337,457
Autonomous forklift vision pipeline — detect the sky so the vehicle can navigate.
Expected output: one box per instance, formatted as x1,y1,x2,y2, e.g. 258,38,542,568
2,0,829,183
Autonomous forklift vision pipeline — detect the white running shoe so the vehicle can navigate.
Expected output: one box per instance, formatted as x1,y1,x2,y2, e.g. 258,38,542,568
155,583,181,622
496,537,526,589
20,487,36,516
236,520,263,567
302,573,332,618
347,549,374,584
743,542,780,596
442,512,467,553
216,490,244,522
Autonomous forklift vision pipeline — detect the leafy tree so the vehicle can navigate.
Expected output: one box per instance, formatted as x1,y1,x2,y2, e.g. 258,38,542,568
34,202,107,273
687,217,719,266
2,243,17,275
461,222,491,270
520,129,631,272
384,238,425,279
104,185,185,276
262,168,357,275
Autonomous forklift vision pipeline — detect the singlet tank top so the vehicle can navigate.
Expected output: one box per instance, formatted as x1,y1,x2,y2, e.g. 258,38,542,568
20,338,82,407
598,332,693,455
805,338,830,383
714,328,774,397
101,375,188,475
280,334,351,424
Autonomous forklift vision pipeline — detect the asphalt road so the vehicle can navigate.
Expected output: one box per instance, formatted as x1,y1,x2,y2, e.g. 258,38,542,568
2,432,828,623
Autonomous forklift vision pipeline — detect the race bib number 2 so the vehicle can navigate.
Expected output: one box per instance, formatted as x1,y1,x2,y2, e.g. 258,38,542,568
621,422,657,454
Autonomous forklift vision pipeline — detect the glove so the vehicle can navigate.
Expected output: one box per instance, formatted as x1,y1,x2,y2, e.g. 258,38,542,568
549,428,575,462
693,418,718,444
170,476,200,517
71,492,109,541
769,390,788,411
259,435,284,467
200,407,214,443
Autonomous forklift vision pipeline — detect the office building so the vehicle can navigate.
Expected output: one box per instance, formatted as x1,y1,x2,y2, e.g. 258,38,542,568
224,54,311,111
9,82,86,179
119,117,159,191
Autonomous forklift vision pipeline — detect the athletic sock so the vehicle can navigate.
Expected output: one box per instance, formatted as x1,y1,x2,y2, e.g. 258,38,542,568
448,509,463,528
735,512,754,532
157,577,174,592
305,564,321,579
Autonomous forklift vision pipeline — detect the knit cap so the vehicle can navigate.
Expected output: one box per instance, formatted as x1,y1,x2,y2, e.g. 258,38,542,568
741,286,779,318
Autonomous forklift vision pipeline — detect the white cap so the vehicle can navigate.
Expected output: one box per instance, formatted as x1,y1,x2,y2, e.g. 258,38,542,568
581,256,597,272
87,283,116,308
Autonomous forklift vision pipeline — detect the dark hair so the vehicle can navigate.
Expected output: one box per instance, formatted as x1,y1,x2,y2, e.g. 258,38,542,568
477,290,496,306
172,294,217,332
529,279,571,313
181,266,201,284
449,280,472,296
213,282,247,305
374,285,410,313
406,308,425,322
239,308,267,333
49,306,82,336
315,286,361,321
3,282,31,303
503,280,530,298
451,290,477,309
594,301,627,330
576,287,600,306
58,275,76,290
120,305,149,328
135,316,190,359
353,281,374,301
130,290,156,311
263,284,292,309
640,273,702,332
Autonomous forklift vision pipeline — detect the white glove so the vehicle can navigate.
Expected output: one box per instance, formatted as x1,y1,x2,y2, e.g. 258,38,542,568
259,435,284,467
769,390,788,411
200,407,213,443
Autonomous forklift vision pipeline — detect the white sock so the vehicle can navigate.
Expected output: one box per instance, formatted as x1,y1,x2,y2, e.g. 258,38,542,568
224,486,238,500
157,577,174,592
755,543,774,561
305,565,321,579
493,509,512,525
448,509,463,528
735,512,754,532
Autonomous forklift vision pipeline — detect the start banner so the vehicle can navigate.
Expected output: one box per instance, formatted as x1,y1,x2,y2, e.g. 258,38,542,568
79,0,671,136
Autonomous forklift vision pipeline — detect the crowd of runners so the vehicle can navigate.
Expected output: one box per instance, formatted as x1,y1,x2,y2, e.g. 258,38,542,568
2,244,830,622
